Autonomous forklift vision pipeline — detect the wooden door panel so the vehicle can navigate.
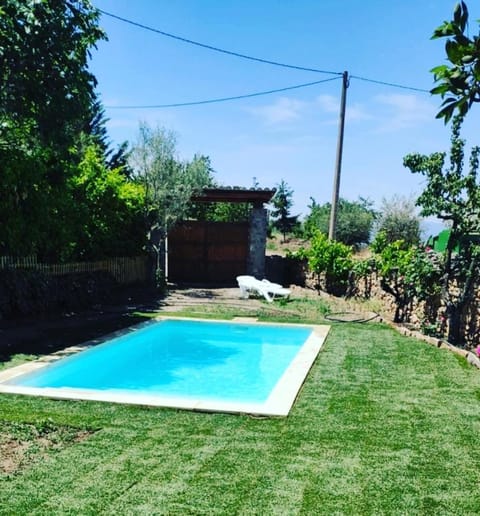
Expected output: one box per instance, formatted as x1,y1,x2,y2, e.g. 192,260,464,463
169,221,248,284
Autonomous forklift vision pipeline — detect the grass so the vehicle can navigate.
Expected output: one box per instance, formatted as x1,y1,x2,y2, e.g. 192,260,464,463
0,420,93,476
2,308,480,514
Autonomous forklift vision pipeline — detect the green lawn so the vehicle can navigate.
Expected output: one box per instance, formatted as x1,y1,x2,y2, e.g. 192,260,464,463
2,318,480,514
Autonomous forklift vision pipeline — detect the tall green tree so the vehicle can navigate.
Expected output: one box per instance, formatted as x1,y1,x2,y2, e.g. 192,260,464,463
129,123,214,280
304,197,376,249
270,180,298,242
0,0,106,258
430,1,480,122
84,95,133,175
0,0,105,148
404,116,480,345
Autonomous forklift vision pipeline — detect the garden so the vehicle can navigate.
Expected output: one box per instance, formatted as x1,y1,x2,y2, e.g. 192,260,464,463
2,1,480,513
2,299,480,514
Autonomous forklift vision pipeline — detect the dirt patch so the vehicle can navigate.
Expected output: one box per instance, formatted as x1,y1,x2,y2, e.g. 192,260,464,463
0,439,30,474
160,286,263,312
0,421,93,475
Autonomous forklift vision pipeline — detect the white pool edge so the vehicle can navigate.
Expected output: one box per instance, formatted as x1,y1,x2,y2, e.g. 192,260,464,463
0,317,330,416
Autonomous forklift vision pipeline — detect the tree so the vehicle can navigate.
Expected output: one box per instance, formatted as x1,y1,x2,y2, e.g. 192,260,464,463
209,202,252,222
270,180,299,242
129,123,214,282
0,125,52,256
304,197,376,248
371,238,441,323
0,0,107,259
69,144,146,260
403,116,480,345
374,195,421,247
430,1,480,122
84,95,133,176
0,0,105,148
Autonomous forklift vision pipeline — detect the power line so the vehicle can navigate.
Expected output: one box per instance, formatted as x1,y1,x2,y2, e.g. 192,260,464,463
98,9,343,76
104,76,341,109
99,10,433,94
99,9,431,102
350,74,430,93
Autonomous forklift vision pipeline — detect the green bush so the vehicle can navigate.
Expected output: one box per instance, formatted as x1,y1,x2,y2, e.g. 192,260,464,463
291,232,353,295
0,269,117,319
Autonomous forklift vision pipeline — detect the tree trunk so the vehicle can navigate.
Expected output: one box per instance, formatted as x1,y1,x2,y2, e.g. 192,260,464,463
447,307,463,346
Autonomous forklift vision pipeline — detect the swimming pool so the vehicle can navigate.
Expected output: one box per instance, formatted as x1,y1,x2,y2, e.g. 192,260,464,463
0,318,330,415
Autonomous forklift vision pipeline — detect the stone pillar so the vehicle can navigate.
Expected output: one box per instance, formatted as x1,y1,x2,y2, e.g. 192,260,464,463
247,205,268,278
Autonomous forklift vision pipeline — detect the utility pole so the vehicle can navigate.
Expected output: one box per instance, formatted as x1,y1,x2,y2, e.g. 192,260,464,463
328,70,349,240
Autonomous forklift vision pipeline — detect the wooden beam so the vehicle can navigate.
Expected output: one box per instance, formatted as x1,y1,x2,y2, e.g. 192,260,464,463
191,188,276,205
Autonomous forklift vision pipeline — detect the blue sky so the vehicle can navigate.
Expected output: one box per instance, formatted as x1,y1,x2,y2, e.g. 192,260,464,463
90,0,480,219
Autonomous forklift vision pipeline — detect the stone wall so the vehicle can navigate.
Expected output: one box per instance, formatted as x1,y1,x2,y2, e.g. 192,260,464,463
274,255,480,348
247,207,268,278
351,272,480,347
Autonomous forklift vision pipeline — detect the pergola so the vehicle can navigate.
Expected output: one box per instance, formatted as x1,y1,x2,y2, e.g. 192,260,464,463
191,187,275,207
168,188,276,283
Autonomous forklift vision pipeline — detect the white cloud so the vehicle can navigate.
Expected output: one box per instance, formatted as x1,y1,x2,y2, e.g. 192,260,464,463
246,97,306,125
347,104,373,122
315,94,372,123
247,94,371,127
374,93,436,131
315,94,339,114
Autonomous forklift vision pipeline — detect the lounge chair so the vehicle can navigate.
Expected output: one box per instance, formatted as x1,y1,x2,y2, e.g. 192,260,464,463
236,275,291,303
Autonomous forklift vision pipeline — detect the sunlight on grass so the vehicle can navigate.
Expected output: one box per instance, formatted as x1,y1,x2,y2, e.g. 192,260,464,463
0,354,37,372
1,304,480,513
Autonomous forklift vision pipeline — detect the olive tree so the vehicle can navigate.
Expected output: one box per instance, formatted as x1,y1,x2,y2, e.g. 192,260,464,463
374,195,421,247
129,123,213,285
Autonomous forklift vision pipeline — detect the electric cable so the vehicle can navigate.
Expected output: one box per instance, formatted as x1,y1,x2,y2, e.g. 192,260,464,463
350,75,430,93
104,76,341,109
98,8,343,76
98,10,432,106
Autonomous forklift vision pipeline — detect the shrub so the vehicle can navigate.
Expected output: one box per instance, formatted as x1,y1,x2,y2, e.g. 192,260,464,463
0,269,117,319
297,232,354,295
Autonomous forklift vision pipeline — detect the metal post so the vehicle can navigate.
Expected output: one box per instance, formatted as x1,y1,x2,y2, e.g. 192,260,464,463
328,71,349,240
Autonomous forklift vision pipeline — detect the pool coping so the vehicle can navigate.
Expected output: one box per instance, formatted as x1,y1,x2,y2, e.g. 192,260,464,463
0,317,330,416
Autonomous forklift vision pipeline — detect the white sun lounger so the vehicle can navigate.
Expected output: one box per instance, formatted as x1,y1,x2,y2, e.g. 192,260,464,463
236,275,291,303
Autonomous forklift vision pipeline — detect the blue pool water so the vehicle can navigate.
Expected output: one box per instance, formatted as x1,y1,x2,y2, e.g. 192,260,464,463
10,319,313,403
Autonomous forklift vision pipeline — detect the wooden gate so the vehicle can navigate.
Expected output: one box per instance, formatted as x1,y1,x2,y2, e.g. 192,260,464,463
168,221,249,284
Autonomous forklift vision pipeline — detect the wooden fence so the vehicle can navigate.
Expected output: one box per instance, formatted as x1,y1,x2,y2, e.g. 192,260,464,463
0,255,150,285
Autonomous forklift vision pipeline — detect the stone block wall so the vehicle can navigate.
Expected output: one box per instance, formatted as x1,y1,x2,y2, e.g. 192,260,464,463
247,207,268,278
276,255,480,347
